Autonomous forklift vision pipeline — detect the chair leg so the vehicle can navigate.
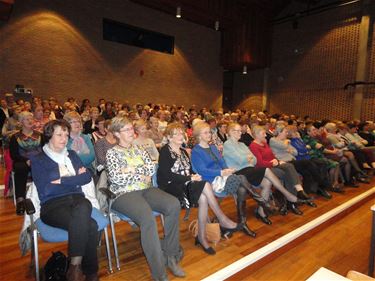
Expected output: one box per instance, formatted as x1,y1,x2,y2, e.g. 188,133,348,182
11,171,16,206
33,228,40,281
109,213,120,271
183,208,191,221
103,227,113,273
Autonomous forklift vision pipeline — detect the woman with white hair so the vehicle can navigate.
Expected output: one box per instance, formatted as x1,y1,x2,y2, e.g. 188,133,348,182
325,122,369,184
223,122,308,224
250,125,314,215
270,124,332,200
10,111,42,215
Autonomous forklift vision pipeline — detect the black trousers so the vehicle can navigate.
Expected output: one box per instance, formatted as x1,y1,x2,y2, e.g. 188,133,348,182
40,194,99,275
290,159,328,193
13,161,30,199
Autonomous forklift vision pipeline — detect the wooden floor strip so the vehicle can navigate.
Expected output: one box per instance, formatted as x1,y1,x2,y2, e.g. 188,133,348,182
204,186,375,281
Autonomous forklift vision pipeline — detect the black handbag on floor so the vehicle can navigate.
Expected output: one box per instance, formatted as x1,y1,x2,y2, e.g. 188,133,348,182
44,251,68,281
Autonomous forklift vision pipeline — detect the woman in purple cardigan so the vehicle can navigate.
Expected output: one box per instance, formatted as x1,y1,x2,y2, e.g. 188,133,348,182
31,120,99,281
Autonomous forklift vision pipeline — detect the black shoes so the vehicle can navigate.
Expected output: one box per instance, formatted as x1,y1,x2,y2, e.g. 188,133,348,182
330,184,345,193
16,199,25,216
194,237,216,255
297,190,313,201
255,208,272,225
279,203,288,216
317,188,332,200
356,176,370,184
240,223,257,237
287,202,303,216
297,191,317,207
344,181,359,188
220,224,240,239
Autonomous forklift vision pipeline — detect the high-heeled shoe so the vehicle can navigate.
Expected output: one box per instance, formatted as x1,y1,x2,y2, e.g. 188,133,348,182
255,208,272,225
279,203,288,216
246,188,270,209
287,201,303,215
220,224,241,239
297,190,313,201
297,192,317,207
194,237,216,255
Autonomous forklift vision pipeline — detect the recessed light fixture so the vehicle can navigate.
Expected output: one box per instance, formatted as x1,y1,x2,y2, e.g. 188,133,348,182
176,6,181,18
215,20,219,31
242,65,247,74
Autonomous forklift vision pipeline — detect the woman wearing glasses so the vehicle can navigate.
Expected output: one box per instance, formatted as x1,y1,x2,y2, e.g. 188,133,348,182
223,122,307,224
63,111,95,174
158,122,239,255
106,117,185,281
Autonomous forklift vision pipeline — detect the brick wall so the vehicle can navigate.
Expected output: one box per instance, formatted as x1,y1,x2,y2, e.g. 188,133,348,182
0,0,223,109
234,2,375,121
269,3,363,120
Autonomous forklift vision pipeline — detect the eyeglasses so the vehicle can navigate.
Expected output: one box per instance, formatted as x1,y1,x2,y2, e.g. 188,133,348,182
69,120,81,124
119,127,134,133
232,129,241,133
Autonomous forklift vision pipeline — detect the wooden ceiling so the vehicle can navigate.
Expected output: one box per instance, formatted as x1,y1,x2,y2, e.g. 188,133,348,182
130,0,292,71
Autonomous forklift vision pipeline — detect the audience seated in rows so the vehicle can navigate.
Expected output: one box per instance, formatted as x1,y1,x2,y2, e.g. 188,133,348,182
0,93,374,280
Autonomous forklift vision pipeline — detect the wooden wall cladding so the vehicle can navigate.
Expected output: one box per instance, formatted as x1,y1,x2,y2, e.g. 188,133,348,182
269,3,367,120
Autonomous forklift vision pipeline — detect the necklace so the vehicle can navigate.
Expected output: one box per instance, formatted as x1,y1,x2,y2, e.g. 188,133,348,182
117,143,132,149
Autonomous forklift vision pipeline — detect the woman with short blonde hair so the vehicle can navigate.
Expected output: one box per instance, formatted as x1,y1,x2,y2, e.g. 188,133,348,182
106,117,185,280
224,122,304,224
64,111,95,172
250,125,312,215
158,122,238,255
133,119,159,161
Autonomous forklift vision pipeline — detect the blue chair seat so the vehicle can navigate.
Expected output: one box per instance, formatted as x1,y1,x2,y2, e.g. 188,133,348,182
36,208,109,243
112,209,161,223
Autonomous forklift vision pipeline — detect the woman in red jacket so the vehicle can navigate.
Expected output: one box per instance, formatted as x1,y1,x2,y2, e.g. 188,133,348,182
249,125,316,215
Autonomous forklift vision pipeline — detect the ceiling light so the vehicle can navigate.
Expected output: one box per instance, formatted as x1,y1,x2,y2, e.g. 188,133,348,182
176,6,181,18
215,20,219,31
242,65,247,74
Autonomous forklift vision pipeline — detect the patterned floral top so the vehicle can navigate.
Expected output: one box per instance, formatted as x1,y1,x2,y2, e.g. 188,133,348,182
106,145,155,196
168,145,191,177
9,130,42,162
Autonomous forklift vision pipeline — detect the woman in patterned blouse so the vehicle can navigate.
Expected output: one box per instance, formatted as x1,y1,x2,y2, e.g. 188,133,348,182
10,111,42,215
106,116,185,281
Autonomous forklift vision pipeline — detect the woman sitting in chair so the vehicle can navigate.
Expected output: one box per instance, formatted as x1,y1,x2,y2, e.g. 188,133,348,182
270,124,331,200
191,122,262,237
157,122,239,255
63,111,95,175
223,122,306,225
106,116,185,281
31,119,99,281
10,111,42,215
250,125,314,215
